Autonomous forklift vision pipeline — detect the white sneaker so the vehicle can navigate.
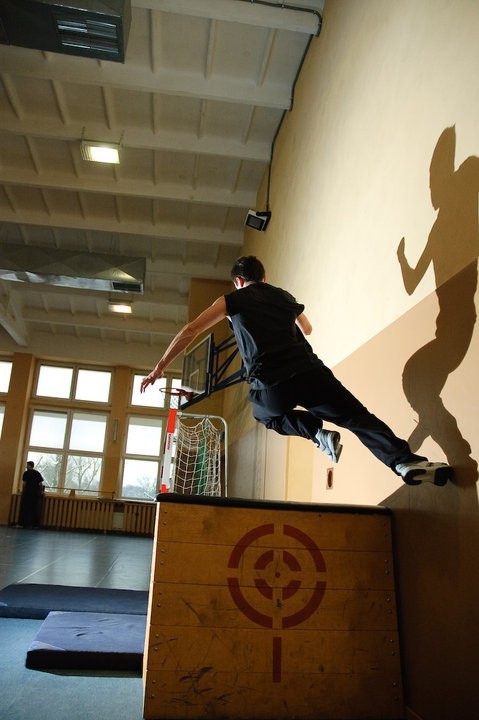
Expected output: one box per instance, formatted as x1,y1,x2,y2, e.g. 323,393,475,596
395,460,452,486
315,430,343,463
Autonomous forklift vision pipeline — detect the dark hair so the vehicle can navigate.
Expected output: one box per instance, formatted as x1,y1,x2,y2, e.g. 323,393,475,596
230,256,265,282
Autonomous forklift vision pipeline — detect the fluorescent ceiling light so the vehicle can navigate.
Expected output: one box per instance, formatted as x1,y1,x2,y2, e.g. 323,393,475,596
81,141,121,164
109,301,132,314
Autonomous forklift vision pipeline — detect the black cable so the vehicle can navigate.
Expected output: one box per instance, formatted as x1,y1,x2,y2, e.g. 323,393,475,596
235,1,323,213
236,0,322,37
265,31,315,210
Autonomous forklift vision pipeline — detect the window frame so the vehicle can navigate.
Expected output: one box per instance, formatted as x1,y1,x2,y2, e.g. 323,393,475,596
20,362,183,499
117,373,182,500
33,362,113,404
24,406,108,496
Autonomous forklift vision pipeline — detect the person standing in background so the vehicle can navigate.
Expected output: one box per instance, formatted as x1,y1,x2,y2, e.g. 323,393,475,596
18,461,45,528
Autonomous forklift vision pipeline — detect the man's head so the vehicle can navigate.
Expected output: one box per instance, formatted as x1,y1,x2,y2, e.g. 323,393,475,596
26,461,34,469
230,256,265,287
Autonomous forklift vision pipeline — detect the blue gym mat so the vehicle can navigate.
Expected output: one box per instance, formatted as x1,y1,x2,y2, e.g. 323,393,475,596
0,583,148,619
26,611,146,670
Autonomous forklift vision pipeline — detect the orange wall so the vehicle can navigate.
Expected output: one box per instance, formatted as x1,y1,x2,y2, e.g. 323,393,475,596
0,353,35,524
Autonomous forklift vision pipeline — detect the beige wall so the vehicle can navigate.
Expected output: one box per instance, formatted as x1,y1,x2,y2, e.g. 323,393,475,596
244,0,479,364
226,1,479,718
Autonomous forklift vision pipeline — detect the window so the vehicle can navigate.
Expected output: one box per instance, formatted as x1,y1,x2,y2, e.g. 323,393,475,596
0,360,12,393
36,366,73,399
0,404,4,439
120,416,163,500
122,459,160,500
35,364,111,402
30,410,67,448
24,364,181,499
130,373,184,409
76,369,111,402
26,409,107,495
131,374,167,408
70,412,107,452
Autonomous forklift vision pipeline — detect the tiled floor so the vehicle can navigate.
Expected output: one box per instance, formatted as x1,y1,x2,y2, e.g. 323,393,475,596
0,526,153,720
0,525,153,589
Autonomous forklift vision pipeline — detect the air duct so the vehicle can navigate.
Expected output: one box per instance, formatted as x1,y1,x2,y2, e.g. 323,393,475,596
0,245,145,294
0,0,131,63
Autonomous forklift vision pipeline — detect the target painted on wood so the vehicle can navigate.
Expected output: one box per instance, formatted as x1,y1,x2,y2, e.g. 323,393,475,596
227,523,327,682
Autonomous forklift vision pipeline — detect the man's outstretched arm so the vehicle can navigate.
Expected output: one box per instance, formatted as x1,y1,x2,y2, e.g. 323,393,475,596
140,296,228,392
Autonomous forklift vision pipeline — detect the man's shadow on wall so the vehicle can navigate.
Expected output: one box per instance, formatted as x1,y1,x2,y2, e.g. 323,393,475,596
397,125,478,487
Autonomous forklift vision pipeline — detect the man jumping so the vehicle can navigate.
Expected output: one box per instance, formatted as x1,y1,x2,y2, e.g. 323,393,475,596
141,256,452,486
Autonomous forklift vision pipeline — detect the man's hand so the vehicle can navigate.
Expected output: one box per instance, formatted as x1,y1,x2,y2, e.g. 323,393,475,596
140,364,164,393
140,295,227,394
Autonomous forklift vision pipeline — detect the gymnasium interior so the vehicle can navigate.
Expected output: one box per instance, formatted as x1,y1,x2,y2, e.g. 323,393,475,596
0,2,477,720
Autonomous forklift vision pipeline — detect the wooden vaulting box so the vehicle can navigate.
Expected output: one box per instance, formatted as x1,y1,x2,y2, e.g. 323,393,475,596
143,495,404,720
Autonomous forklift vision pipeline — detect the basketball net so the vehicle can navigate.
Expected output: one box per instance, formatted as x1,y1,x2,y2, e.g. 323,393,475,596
159,388,193,493
159,388,225,497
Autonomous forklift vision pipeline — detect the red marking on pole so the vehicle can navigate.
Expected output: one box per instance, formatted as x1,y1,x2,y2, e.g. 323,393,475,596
166,408,177,434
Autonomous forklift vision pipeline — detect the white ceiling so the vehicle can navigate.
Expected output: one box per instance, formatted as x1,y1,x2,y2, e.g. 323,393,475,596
0,0,323,367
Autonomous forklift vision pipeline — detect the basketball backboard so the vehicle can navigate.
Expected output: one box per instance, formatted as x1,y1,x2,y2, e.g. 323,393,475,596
181,333,213,397
180,332,246,409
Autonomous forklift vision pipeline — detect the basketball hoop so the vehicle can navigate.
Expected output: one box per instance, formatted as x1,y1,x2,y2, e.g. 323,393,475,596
160,387,195,409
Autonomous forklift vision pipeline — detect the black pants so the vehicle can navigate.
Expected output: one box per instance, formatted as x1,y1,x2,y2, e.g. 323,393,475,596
18,492,43,527
249,364,424,472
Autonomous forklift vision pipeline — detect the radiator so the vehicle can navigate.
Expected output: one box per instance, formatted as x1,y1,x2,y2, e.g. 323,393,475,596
42,496,114,531
9,494,156,536
122,501,156,535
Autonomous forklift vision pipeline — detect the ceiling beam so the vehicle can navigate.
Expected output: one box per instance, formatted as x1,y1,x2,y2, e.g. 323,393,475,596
0,169,256,208
0,117,273,163
0,207,244,245
24,307,182,337
0,290,28,346
0,47,292,109
0,281,188,309
133,0,321,35
13,329,179,371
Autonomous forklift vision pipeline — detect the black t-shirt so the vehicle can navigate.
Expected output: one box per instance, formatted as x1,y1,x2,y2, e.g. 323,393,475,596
22,469,44,496
224,282,320,388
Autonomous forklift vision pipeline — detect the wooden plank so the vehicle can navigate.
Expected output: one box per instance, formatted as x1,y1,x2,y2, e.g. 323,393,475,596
144,625,401,674
143,669,404,720
150,542,395,590
154,502,392,552
148,583,398,631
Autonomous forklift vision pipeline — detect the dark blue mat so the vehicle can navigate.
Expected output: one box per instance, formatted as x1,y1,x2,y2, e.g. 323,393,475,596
26,611,146,670
0,584,148,619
